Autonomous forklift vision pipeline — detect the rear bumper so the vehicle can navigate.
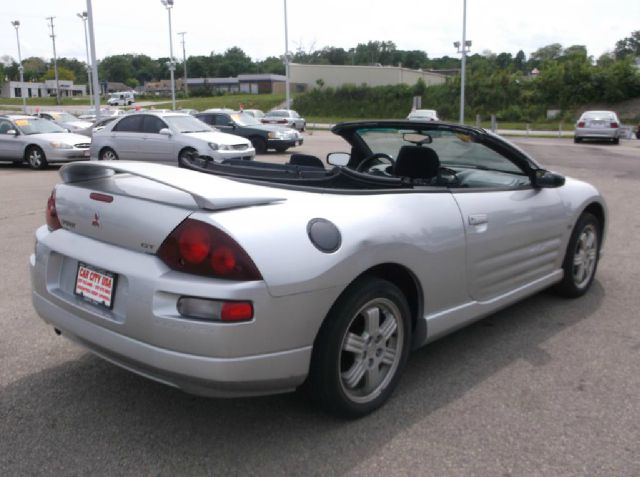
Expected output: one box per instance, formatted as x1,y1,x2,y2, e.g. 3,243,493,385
32,290,310,397
574,128,619,139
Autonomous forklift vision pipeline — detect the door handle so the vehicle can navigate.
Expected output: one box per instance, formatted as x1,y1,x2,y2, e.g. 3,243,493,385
468,214,488,226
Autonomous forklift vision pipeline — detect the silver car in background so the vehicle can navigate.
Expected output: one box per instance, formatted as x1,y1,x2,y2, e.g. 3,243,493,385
262,109,306,131
407,109,439,121
0,115,90,169
90,112,255,164
574,110,622,144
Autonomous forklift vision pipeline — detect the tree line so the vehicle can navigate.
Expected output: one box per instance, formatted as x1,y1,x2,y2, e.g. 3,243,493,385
1,32,638,120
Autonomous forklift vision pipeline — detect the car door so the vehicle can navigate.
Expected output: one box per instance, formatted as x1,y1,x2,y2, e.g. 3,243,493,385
437,132,569,302
212,114,237,135
109,115,145,160
0,119,23,160
141,115,174,162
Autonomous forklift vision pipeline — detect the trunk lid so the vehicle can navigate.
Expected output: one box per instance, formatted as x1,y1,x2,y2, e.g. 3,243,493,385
55,161,286,253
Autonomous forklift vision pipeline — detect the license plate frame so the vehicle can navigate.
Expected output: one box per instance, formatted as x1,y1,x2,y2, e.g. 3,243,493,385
74,262,117,310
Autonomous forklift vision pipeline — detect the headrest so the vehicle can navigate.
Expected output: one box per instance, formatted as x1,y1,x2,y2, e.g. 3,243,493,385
392,146,440,179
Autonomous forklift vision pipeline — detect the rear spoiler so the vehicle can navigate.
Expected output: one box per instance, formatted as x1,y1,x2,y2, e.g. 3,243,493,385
60,161,286,211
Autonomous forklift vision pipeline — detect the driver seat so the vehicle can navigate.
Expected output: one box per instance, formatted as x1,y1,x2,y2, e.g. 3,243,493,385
392,145,440,181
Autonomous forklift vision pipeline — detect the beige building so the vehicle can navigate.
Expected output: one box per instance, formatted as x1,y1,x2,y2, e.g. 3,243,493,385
289,63,447,91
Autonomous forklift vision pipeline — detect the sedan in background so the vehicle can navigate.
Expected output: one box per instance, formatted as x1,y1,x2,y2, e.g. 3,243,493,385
0,115,90,169
574,111,622,144
407,109,439,121
196,110,303,154
35,111,93,133
262,109,306,131
90,112,255,164
76,116,120,138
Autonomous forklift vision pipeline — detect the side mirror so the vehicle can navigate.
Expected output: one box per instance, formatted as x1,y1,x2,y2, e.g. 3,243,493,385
327,152,350,166
6,129,18,136
533,169,565,188
159,128,172,136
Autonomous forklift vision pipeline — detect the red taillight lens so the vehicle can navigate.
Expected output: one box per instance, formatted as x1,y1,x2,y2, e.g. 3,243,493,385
610,122,619,128
46,189,62,231
178,221,210,263
577,121,585,128
158,218,262,281
221,302,254,322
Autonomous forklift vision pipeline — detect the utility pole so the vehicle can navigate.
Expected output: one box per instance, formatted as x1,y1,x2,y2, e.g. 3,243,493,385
283,0,290,110
11,21,27,113
178,31,188,96
77,12,93,108
46,16,61,105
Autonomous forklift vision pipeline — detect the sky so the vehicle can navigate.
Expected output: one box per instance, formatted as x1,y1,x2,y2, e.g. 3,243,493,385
1,0,638,65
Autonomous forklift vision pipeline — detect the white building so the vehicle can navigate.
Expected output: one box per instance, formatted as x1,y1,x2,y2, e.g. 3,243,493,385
289,63,447,91
1,80,86,99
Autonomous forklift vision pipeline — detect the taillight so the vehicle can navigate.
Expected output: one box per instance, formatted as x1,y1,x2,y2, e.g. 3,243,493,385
177,297,254,322
577,121,585,128
610,122,619,128
157,218,262,281
46,189,62,231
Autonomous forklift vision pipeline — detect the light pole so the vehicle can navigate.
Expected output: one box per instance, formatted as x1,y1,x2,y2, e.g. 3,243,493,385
161,0,176,110
86,0,101,119
178,31,188,96
283,0,290,110
454,0,471,124
77,12,93,108
10,21,27,113
46,16,61,105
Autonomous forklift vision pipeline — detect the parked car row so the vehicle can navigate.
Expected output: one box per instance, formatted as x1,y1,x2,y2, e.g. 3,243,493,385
0,107,311,168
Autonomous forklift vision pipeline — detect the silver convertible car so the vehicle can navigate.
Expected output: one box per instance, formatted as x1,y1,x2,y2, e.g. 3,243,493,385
30,120,606,417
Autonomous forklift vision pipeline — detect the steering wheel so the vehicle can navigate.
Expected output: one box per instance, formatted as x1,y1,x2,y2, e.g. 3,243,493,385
355,153,395,174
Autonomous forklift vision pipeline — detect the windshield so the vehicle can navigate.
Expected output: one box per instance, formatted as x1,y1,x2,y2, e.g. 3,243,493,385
15,117,67,135
355,127,524,174
49,112,80,122
164,115,212,133
230,113,262,126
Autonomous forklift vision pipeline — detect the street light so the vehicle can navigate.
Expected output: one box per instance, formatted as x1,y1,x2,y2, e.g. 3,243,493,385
10,20,27,113
454,0,471,124
77,11,93,108
283,0,290,110
178,31,188,96
160,0,176,110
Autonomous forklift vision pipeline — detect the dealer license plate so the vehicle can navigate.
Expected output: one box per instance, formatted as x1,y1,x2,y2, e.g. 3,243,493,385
74,262,116,309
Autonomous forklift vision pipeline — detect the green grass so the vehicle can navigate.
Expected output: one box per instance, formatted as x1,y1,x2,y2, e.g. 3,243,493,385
0,97,90,106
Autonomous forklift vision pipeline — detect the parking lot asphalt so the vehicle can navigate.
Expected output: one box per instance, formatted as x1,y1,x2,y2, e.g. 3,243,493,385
1,133,639,476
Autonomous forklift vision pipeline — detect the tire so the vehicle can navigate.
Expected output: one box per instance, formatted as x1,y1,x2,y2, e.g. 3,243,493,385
250,137,267,154
178,147,197,167
612,137,619,145
553,212,601,298
574,137,581,143
99,148,118,161
307,277,411,418
26,146,48,170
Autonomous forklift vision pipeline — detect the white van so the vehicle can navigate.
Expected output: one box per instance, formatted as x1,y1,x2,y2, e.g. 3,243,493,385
107,91,135,106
